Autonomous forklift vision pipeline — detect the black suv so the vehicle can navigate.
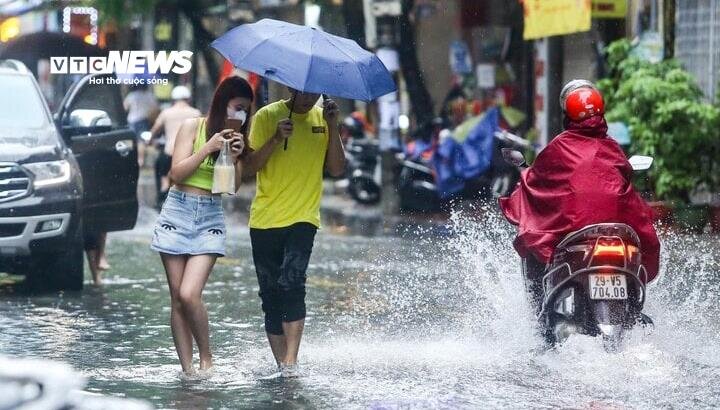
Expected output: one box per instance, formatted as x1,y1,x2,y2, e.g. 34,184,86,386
0,60,138,290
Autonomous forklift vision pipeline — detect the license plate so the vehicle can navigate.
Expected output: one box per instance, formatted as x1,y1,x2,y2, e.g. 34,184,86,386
589,274,628,300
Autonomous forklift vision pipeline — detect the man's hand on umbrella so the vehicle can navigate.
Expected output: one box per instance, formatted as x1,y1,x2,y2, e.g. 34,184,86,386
323,98,339,124
273,119,293,143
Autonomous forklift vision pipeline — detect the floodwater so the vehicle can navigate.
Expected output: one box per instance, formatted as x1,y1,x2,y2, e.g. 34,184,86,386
1,205,719,409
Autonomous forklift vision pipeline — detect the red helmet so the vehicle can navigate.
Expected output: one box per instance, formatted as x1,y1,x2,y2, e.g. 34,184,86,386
560,79,604,121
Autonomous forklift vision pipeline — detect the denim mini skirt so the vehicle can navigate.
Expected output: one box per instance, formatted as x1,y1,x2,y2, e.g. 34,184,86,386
151,189,226,256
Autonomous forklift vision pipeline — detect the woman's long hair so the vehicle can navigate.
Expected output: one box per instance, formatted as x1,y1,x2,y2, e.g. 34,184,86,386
205,76,255,157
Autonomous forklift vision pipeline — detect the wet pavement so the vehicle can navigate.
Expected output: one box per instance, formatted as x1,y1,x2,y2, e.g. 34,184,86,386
1,205,719,409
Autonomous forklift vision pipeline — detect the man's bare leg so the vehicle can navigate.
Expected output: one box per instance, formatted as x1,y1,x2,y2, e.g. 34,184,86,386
266,333,287,367
281,319,305,365
98,232,110,271
86,248,102,285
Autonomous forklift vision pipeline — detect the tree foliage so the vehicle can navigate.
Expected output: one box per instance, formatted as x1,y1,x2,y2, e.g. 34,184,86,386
91,0,157,25
598,39,720,202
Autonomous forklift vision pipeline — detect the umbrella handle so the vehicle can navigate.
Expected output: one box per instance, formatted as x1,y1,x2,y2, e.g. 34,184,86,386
285,91,297,151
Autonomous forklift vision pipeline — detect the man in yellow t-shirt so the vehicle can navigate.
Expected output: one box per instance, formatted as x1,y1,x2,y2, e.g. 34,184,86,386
243,88,346,377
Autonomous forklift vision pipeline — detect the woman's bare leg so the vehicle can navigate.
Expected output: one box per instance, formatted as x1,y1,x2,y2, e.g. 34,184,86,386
179,254,216,370
161,253,194,374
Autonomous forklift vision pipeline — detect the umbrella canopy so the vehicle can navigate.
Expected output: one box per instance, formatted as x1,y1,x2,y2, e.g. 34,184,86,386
211,19,396,101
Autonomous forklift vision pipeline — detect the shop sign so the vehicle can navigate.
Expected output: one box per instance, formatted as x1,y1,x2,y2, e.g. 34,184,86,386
591,0,627,19
371,0,402,17
522,0,592,40
449,40,472,75
475,63,495,89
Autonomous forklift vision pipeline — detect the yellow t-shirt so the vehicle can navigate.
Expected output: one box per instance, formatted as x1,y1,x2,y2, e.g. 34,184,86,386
249,100,329,229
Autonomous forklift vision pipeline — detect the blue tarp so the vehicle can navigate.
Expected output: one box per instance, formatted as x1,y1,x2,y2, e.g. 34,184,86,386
431,107,499,199
405,138,434,161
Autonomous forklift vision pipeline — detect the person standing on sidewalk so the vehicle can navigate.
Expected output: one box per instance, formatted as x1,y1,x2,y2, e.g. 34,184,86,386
149,85,202,207
124,83,159,168
84,232,110,285
242,89,345,377
151,76,253,378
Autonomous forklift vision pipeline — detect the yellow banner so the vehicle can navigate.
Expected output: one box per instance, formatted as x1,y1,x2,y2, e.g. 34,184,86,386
522,0,592,40
591,0,627,18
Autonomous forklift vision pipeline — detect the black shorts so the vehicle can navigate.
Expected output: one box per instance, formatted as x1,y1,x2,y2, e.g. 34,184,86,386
84,231,101,251
250,222,317,335
156,151,172,178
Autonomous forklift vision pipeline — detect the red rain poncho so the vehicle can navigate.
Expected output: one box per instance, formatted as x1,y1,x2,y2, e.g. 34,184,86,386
499,116,660,282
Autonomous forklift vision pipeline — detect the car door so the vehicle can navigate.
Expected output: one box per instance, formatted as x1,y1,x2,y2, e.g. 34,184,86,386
56,74,139,233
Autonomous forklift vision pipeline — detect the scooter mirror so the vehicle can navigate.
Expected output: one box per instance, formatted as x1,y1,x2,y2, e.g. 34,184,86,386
628,155,653,171
502,148,527,168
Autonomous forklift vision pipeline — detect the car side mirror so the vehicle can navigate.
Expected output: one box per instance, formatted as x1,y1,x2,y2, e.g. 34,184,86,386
628,155,653,171
502,148,527,168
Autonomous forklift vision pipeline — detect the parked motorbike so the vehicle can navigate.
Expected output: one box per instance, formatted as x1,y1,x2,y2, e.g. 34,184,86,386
342,115,381,204
504,150,656,351
479,130,533,199
397,148,440,212
345,138,381,204
398,128,532,212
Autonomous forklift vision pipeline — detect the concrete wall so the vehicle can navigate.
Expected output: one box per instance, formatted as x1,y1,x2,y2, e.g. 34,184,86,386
562,30,599,84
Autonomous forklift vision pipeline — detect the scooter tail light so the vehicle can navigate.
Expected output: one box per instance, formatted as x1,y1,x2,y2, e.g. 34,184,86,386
593,241,625,257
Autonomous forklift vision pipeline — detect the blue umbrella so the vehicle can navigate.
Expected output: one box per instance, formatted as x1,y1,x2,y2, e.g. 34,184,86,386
211,19,397,102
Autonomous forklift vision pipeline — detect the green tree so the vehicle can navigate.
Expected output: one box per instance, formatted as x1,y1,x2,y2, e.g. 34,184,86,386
598,39,720,202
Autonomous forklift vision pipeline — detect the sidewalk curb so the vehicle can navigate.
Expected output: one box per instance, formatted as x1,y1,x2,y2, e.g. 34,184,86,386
138,170,452,236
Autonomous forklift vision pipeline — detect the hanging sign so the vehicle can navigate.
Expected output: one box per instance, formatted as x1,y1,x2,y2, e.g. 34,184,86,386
592,0,627,19
522,0,592,40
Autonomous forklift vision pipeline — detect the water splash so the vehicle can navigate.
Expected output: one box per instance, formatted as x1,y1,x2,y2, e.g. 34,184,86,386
317,201,720,408
3,203,719,409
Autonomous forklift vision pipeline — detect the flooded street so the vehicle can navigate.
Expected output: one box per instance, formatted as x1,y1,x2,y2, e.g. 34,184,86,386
1,206,719,409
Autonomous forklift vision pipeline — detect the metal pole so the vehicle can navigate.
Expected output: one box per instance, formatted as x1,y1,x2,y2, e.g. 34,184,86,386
285,90,297,150
710,0,717,102
363,0,378,49
547,36,564,138
650,0,658,31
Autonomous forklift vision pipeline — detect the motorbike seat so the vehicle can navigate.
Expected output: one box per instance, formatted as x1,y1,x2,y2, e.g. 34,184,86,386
555,223,641,250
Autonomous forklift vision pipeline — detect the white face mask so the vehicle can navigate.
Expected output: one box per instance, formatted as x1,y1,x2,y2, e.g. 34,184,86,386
227,107,247,125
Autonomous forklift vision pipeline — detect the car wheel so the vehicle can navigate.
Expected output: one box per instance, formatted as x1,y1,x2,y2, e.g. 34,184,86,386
26,223,84,292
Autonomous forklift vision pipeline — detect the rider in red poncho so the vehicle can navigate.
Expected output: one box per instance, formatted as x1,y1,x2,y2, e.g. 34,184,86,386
499,80,660,309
